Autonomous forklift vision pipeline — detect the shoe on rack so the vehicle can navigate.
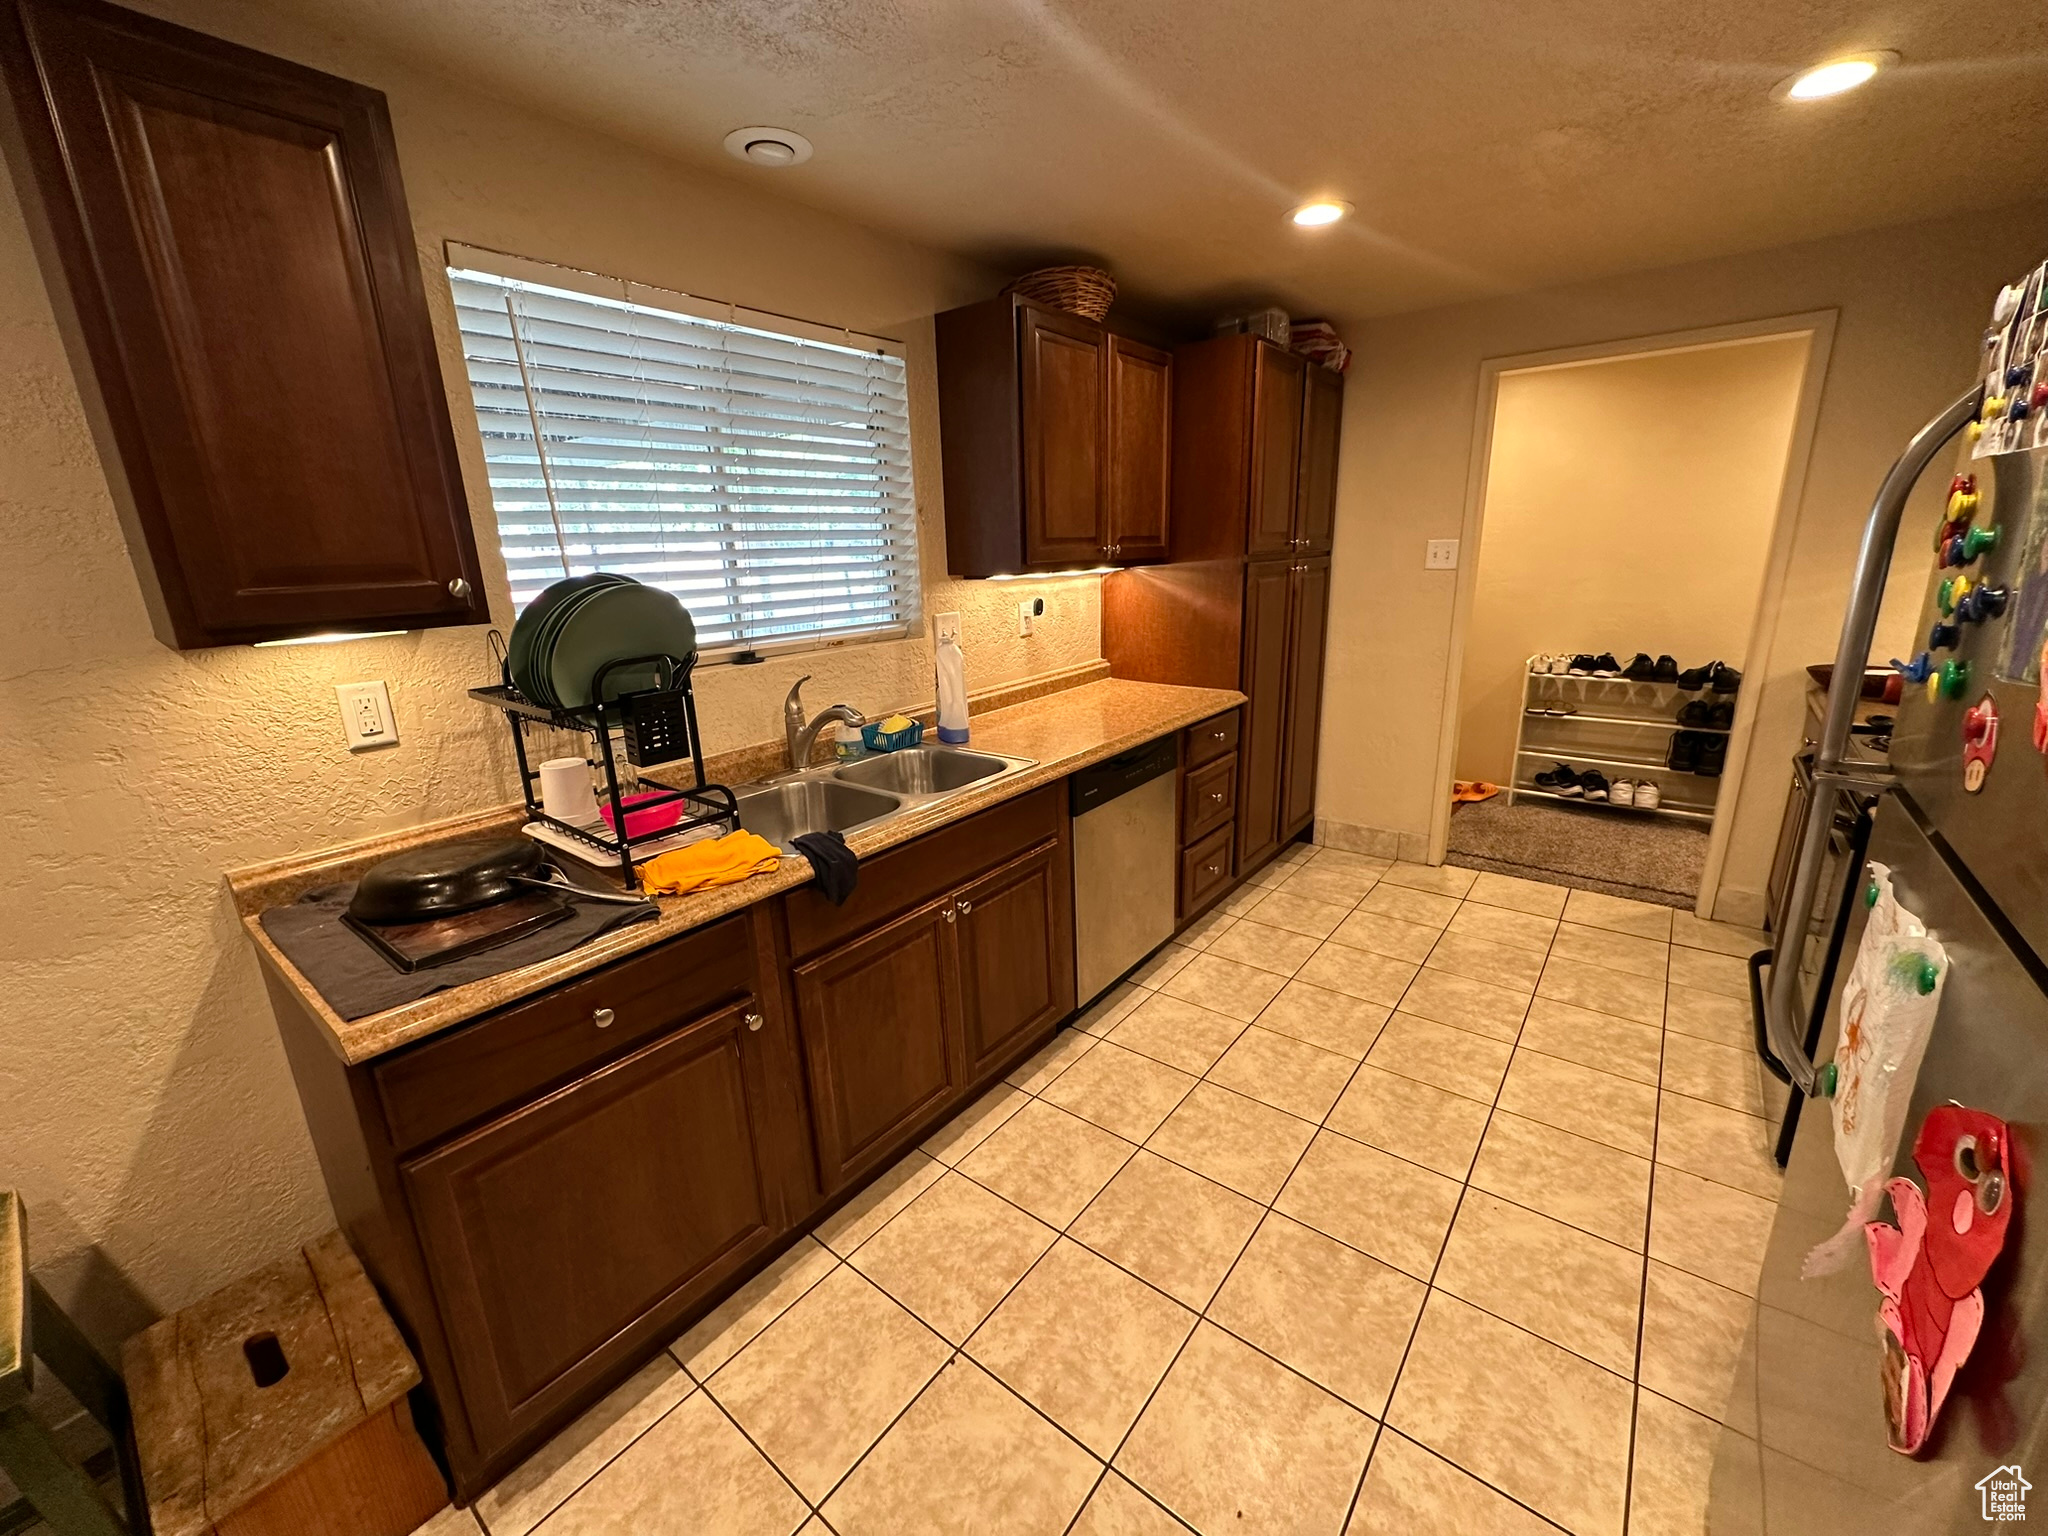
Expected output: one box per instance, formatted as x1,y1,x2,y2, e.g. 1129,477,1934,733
1550,654,1572,675
1676,662,1714,690
1677,699,1713,727
1710,662,1743,695
1589,652,1622,677
1621,652,1657,681
1709,700,1735,730
1534,762,1582,796
1654,654,1680,683
1668,732,1701,773
1635,779,1662,809
1610,778,1637,807
1567,654,1597,676
1578,770,1611,802
1529,653,1552,674
1697,736,1728,777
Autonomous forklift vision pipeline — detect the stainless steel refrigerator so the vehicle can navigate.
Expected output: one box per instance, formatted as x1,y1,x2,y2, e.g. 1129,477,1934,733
1718,332,2048,1527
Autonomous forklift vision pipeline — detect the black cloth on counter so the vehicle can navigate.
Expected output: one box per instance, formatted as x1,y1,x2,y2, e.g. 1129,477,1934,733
792,830,859,905
261,870,658,1020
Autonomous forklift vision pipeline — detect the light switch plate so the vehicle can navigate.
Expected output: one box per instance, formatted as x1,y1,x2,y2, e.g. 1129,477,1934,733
934,611,962,647
1425,538,1460,570
336,680,398,752
1017,599,1035,637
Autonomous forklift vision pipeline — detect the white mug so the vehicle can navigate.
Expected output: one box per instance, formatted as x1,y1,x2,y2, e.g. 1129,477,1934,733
539,757,598,825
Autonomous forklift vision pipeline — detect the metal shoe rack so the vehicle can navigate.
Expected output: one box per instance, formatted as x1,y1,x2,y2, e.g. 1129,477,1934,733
1506,667,1726,823
471,651,739,888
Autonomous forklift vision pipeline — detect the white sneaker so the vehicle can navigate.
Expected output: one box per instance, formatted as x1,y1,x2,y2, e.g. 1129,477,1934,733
1610,779,1636,807
1635,779,1662,809
1549,654,1571,675
1529,653,1551,674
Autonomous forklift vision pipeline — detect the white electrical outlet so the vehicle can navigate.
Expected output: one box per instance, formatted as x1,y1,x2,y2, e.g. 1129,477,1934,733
934,611,962,647
336,680,398,752
1425,538,1460,570
1017,599,1035,637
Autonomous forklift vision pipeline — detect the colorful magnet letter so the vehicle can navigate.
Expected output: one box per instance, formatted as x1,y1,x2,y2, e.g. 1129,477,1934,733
1959,584,2009,624
1930,658,1971,702
1962,524,2002,563
1962,695,1999,792
1938,576,1973,617
1893,651,1935,685
1928,620,1961,652
1866,1105,2013,1455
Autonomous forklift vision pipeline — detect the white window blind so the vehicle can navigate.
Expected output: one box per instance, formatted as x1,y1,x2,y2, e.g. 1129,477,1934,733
446,248,920,654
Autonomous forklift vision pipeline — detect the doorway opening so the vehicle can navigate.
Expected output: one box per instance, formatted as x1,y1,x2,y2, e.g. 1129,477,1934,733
1439,322,1829,910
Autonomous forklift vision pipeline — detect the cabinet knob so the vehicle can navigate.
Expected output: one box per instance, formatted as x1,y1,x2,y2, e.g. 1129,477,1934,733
448,577,472,600
958,898,973,915
944,907,957,924
1209,791,1225,803
592,1007,614,1029
1211,729,1226,741
745,1012,764,1032
1204,862,1220,876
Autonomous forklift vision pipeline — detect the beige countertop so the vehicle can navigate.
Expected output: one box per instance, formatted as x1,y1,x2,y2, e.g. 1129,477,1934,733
232,677,1243,1066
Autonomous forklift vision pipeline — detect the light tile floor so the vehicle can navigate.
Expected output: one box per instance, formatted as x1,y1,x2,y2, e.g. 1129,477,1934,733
418,849,1782,1536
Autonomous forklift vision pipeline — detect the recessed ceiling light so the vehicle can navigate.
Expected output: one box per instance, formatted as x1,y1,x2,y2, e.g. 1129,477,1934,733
1289,200,1351,229
722,126,813,167
1775,51,1896,101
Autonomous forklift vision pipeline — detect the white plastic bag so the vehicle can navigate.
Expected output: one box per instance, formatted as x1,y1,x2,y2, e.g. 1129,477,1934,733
1801,862,1949,1278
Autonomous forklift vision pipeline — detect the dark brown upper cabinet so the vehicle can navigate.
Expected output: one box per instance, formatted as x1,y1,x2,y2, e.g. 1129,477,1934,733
1295,363,1342,555
935,293,1171,576
0,0,484,647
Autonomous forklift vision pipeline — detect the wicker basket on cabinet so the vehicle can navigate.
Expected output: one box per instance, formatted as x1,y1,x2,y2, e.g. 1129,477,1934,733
1002,264,1116,320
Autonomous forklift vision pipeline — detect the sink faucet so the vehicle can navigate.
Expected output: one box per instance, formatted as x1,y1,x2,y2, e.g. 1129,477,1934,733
784,675,866,772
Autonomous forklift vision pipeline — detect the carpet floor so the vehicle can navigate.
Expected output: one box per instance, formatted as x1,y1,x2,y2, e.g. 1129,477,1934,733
1445,794,1708,908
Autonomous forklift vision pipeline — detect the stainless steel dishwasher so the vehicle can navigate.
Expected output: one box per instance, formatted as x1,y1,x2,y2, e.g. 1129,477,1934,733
1070,737,1179,1005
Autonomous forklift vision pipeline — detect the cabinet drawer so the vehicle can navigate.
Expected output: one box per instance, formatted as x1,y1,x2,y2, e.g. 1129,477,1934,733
1180,824,1234,917
375,914,755,1154
1182,752,1237,846
785,785,1060,961
1183,711,1240,769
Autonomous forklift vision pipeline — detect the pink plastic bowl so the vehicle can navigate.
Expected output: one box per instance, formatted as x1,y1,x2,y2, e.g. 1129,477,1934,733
599,790,687,839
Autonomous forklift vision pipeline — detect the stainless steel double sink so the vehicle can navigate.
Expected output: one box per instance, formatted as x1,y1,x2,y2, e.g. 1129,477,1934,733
733,745,1037,852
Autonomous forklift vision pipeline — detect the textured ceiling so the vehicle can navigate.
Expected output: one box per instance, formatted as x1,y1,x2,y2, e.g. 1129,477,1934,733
281,0,2048,319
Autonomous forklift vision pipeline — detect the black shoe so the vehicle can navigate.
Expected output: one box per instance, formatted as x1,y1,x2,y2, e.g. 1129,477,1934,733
1654,654,1680,682
1668,732,1700,772
1677,699,1713,727
1589,652,1622,677
1677,663,1714,691
1621,652,1658,681
1535,762,1582,796
1578,769,1611,802
1709,701,1735,730
1566,654,1598,676
1697,736,1727,776
1710,662,1743,695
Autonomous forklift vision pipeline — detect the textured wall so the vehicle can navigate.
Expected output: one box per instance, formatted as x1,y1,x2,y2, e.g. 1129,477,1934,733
1456,336,1810,784
1320,201,2048,923
0,0,1101,1346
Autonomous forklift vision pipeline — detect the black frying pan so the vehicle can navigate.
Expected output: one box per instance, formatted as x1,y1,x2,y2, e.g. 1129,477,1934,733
347,838,550,925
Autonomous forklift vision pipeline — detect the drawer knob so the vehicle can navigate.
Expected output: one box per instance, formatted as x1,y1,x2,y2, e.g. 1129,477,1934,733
944,908,957,924
745,1012,764,1032
1209,791,1225,803
958,898,973,915
592,1007,614,1029
1205,862,1219,875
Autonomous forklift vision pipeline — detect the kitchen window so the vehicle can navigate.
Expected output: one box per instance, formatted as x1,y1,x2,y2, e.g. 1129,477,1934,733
446,245,921,657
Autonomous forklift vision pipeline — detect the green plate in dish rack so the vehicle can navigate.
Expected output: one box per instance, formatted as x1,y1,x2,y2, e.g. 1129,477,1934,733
508,573,628,704
547,582,698,709
527,578,623,707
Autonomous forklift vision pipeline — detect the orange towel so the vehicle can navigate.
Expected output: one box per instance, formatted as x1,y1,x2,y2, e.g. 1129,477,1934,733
637,829,781,895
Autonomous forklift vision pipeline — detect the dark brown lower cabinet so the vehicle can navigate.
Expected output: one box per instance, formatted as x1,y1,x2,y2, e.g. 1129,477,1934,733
1238,559,1293,870
954,841,1070,1079
1282,557,1331,841
402,1000,784,1455
793,898,966,1194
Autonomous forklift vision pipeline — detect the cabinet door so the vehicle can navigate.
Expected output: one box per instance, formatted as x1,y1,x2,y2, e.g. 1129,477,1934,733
1245,346,1306,558
1281,558,1332,841
952,840,1072,1081
1106,335,1171,563
0,0,483,647
1237,559,1292,871
1019,305,1108,567
793,899,965,1192
402,1001,785,1456
1295,365,1343,555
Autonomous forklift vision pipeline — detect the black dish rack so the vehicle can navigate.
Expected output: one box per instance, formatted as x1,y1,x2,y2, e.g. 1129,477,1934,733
470,650,738,889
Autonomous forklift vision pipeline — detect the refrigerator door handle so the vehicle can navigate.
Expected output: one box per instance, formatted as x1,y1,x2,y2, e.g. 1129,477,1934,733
1763,382,1982,1092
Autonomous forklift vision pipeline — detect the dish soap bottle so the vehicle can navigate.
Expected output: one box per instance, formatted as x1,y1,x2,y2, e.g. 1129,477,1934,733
935,630,969,744
834,721,867,762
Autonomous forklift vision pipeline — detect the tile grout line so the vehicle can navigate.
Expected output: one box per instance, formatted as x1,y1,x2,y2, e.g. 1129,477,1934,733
1619,938,1674,1536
